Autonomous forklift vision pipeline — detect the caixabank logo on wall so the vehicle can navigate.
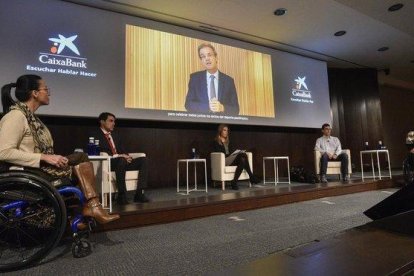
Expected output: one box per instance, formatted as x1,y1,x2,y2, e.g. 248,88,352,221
26,33,97,77
290,76,314,104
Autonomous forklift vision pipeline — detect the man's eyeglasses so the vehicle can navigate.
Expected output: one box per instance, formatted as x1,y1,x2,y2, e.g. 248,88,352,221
37,87,51,96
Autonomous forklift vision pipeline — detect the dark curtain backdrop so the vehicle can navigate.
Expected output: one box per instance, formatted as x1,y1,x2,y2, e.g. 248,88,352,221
328,68,384,173
43,117,319,188
1,68,387,188
379,85,414,167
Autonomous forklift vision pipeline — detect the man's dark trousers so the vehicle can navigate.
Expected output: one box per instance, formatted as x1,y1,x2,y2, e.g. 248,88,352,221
320,153,349,176
111,156,148,195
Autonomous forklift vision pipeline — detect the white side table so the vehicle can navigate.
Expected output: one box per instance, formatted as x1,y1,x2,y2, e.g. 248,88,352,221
360,149,392,181
263,156,291,185
89,155,113,213
177,159,208,194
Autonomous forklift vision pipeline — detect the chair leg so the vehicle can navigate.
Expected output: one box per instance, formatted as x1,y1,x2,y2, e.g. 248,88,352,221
103,193,108,207
222,181,225,191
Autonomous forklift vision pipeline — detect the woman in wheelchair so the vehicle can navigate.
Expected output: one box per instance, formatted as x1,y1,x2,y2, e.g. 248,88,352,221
0,74,120,225
212,124,260,190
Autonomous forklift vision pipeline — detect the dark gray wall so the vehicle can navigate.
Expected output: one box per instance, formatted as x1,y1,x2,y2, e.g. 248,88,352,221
380,84,414,167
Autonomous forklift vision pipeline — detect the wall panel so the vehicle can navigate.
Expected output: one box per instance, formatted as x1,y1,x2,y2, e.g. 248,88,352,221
379,85,414,167
328,68,383,170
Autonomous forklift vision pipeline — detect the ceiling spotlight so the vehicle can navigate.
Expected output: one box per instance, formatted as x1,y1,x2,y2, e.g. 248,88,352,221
388,3,404,12
377,47,389,52
334,30,346,36
274,8,287,16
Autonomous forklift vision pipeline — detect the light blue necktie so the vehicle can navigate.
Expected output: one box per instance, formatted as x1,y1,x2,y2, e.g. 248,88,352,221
210,75,216,100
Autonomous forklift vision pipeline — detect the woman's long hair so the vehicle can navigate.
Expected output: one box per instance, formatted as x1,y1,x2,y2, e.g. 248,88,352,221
215,124,229,145
1,74,41,113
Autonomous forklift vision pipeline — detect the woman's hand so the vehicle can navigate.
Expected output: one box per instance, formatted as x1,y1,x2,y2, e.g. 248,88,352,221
120,154,133,163
41,154,69,168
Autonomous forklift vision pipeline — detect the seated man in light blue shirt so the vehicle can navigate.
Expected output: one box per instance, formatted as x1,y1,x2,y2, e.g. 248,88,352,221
314,123,349,183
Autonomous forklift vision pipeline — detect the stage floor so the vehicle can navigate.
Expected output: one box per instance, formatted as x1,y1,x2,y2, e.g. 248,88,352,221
98,171,403,231
224,209,414,276
122,170,402,203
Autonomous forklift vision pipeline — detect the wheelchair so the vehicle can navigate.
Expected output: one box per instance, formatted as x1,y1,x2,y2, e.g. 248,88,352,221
0,170,95,272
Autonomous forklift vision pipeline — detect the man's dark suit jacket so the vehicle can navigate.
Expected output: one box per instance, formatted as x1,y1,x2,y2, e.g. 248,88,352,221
184,70,239,115
91,129,126,155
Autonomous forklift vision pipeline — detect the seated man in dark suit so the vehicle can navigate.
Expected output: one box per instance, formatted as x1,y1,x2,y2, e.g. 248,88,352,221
94,112,150,205
185,43,239,115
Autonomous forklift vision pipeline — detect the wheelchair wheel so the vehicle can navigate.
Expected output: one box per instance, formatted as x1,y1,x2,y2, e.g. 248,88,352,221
0,171,67,272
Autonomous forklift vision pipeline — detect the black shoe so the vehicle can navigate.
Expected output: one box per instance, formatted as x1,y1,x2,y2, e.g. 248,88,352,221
230,182,239,190
250,175,261,184
116,194,129,205
342,175,349,182
320,175,328,183
134,193,150,203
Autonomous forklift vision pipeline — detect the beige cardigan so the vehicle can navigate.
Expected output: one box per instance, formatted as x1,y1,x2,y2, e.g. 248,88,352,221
0,109,49,167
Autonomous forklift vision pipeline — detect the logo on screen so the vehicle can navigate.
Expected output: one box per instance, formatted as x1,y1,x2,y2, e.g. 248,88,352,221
292,76,312,98
26,32,97,77
37,33,88,70
48,34,80,55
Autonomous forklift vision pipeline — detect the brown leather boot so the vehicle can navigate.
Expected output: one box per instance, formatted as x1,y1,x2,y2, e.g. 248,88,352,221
73,162,120,224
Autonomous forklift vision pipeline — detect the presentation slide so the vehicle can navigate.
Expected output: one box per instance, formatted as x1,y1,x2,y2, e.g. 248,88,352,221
125,25,275,119
0,0,331,128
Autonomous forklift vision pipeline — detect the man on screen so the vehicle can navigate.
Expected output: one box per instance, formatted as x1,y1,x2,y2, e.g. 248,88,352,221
314,123,349,183
185,43,239,115
93,112,150,205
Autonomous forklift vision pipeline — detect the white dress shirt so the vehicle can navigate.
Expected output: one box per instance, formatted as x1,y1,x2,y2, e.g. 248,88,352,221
314,135,342,156
100,128,119,157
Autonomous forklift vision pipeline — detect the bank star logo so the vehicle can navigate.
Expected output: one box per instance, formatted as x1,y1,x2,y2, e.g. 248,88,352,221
48,34,80,55
294,76,308,90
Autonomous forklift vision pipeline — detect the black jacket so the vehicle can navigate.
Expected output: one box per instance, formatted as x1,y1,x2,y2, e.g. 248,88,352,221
212,140,233,157
403,153,414,185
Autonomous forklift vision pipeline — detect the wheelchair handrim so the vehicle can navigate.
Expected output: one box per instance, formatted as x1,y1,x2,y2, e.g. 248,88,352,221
0,174,67,271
